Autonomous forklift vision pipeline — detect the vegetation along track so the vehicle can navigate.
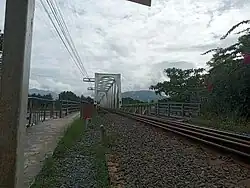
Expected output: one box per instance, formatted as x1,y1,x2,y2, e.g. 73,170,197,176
103,108,250,161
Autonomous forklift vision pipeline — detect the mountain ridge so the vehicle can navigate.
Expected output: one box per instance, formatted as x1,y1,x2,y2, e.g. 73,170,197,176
122,90,165,102
29,88,164,102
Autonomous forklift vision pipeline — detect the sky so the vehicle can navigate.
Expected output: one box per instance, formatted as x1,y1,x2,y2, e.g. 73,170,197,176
0,0,250,96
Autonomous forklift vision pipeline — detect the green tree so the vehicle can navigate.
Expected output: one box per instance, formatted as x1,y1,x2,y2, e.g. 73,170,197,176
86,96,94,104
28,93,53,110
150,68,206,102
202,20,250,117
122,97,144,104
150,19,250,119
58,91,80,101
29,93,52,100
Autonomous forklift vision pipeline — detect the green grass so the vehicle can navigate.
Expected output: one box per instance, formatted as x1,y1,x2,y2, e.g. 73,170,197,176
187,115,250,134
90,116,112,188
31,116,111,188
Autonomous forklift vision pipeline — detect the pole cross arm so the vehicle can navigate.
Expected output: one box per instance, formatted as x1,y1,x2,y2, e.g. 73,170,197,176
83,78,95,82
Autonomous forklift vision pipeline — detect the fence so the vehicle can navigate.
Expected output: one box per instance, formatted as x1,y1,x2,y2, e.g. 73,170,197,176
26,97,82,127
121,102,201,118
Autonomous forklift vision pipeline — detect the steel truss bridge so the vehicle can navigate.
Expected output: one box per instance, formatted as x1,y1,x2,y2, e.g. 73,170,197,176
83,73,122,109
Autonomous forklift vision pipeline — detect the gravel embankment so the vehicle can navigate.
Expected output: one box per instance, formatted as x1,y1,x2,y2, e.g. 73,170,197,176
31,118,110,188
101,112,250,188
52,128,100,187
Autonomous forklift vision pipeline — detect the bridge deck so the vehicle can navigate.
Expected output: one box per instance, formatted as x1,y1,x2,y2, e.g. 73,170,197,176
24,112,80,187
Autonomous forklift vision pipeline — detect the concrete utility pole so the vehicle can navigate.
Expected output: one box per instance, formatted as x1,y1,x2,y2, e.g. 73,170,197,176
0,1,35,188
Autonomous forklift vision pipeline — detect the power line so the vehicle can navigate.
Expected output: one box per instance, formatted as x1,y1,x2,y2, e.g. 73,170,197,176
52,0,89,77
31,73,83,82
39,0,94,93
39,0,87,77
51,0,94,90
46,0,86,75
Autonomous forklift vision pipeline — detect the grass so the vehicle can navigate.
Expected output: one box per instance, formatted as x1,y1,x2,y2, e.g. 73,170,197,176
187,115,250,134
31,116,111,188
90,116,112,188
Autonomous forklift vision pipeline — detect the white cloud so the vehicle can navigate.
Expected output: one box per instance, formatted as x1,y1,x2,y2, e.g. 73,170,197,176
0,0,249,96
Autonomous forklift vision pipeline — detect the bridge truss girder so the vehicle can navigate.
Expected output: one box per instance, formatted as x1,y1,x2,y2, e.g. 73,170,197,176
94,73,121,109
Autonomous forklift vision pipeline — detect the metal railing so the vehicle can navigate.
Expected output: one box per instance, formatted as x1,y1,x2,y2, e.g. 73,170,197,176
26,97,83,127
121,102,201,118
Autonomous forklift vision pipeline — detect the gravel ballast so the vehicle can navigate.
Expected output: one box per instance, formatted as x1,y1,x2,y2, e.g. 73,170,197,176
101,112,250,188
31,118,110,188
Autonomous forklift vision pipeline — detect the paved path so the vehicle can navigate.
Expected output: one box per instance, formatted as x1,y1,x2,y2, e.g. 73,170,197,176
24,112,80,187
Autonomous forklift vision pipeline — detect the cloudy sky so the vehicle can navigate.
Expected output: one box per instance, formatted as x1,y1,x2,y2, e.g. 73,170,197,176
0,0,249,96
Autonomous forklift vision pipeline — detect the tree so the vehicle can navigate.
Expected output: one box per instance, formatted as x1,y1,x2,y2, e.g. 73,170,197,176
86,96,94,104
149,19,250,118
58,91,80,101
28,93,53,110
150,68,206,102
122,97,144,104
202,20,250,117
29,93,52,100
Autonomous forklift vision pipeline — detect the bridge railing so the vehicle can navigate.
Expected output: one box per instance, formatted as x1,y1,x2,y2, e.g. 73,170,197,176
26,97,82,127
121,102,201,118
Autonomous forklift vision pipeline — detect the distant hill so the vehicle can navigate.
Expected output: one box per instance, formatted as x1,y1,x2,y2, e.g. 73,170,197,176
29,88,58,99
28,88,164,102
122,90,165,102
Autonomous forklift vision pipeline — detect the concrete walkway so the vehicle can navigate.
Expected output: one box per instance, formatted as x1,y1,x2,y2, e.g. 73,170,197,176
24,112,80,187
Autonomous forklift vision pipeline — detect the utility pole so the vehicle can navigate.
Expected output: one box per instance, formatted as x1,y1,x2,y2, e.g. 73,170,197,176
0,1,35,187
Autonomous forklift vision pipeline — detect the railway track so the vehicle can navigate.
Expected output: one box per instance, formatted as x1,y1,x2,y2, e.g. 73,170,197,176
103,108,250,160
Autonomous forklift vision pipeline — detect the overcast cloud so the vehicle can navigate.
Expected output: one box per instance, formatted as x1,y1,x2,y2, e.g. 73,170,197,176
0,0,249,96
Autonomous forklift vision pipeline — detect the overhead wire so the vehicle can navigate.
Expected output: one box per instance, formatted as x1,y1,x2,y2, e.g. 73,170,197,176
39,0,86,77
52,0,95,92
52,0,89,77
47,0,89,77
61,0,95,91
64,0,95,91
40,0,95,95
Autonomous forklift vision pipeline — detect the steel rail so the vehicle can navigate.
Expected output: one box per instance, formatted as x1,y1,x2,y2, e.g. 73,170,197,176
143,114,250,141
132,114,250,144
105,109,250,159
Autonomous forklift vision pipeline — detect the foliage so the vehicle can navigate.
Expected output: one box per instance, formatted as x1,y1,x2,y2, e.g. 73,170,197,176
202,20,250,117
29,93,53,100
58,91,93,104
28,91,94,110
59,91,81,101
28,93,54,109
220,20,250,39
150,68,206,102
82,95,94,104
122,97,145,104
150,20,250,119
